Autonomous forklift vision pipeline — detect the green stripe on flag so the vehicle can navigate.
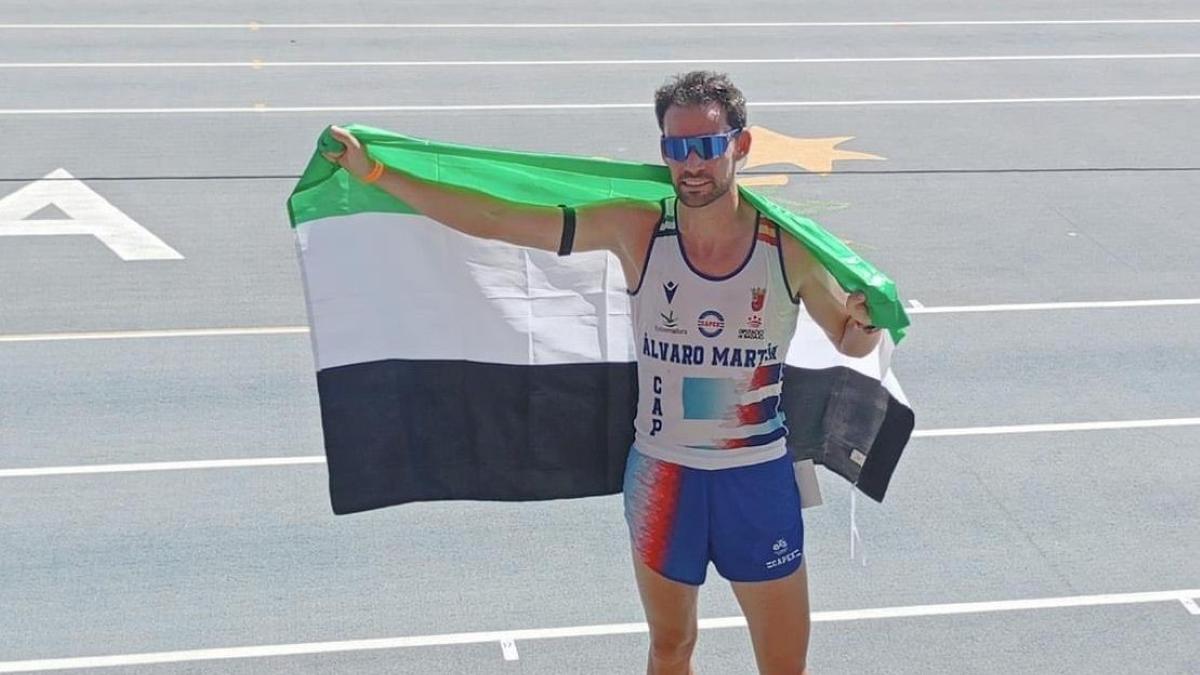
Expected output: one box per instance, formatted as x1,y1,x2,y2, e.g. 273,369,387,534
287,124,910,341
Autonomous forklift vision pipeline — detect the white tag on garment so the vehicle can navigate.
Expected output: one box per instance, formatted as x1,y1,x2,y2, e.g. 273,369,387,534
794,459,823,509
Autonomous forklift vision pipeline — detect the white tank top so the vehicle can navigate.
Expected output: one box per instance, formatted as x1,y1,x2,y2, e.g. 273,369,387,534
630,197,802,470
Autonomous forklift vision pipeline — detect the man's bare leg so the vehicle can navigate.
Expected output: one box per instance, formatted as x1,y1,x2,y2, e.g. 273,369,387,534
633,554,701,675
730,562,812,675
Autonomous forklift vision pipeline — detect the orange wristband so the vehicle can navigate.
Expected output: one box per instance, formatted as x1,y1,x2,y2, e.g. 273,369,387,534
363,160,385,184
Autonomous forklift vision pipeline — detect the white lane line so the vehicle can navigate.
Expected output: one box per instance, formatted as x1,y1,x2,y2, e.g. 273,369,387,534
912,417,1200,438
0,457,327,478
5,53,1200,68
3,417,1196,479
907,297,1200,314
909,299,926,309
0,589,1194,672
3,297,1198,345
1,19,1198,29
1,95,1198,116
0,326,308,343
1181,597,1200,615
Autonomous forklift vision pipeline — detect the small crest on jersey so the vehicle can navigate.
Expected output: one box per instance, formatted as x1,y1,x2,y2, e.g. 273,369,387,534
750,287,766,311
663,281,679,304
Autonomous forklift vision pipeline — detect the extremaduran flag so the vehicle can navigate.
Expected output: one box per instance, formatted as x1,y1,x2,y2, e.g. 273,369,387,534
287,125,914,515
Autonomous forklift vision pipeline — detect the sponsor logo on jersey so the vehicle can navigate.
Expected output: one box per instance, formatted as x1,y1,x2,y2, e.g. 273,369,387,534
697,310,725,338
738,315,764,340
656,310,688,335
663,281,679,304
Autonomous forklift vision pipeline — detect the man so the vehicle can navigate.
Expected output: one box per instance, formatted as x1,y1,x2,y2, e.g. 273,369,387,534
324,70,881,675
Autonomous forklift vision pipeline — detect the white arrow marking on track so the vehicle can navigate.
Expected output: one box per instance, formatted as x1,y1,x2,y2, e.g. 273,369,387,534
499,637,519,661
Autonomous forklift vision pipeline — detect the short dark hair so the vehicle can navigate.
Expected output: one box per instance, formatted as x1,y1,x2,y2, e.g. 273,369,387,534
654,71,747,131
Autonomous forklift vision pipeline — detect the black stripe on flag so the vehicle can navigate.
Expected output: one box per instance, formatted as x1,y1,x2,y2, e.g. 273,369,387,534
317,361,912,514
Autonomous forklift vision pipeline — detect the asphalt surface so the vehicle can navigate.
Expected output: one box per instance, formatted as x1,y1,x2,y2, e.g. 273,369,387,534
1,2,1198,673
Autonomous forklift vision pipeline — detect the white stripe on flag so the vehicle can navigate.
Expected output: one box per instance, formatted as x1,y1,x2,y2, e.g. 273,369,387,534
298,212,633,369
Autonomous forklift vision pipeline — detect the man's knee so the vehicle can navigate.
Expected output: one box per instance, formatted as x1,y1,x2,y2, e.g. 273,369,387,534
648,624,698,665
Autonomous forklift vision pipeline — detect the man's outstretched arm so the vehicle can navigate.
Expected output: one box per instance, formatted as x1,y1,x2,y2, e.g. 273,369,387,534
322,125,655,257
779,230,882,358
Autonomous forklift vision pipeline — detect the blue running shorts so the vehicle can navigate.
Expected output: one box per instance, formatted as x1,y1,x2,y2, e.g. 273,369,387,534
622,447,804,586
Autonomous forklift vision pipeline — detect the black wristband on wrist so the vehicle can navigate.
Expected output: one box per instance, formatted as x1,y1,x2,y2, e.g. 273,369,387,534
557,205,576,257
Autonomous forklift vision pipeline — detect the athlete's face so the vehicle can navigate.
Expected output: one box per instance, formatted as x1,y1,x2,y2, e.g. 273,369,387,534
660,103,750,208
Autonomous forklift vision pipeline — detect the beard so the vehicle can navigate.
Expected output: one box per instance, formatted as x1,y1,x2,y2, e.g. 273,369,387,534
673,169,734,208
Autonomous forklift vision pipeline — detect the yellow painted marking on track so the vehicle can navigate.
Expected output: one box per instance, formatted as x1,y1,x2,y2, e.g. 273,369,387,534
743,127,886,186
251,59,263,70
253,102,267,110
249,21,261,31
739,174,790,187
